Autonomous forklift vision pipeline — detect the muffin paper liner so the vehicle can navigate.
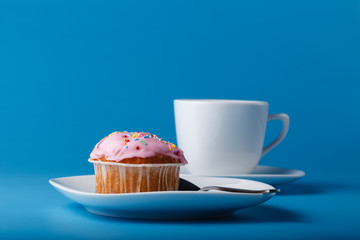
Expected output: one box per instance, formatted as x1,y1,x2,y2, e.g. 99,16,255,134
88,159,182,194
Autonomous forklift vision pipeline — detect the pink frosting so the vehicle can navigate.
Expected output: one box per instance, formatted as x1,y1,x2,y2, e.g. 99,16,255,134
90,131,188,164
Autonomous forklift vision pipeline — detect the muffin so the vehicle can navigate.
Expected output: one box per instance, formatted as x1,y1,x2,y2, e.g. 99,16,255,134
89,131,188,194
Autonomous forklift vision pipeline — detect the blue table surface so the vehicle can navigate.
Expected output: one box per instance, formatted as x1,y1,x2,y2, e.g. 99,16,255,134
1,171,359,240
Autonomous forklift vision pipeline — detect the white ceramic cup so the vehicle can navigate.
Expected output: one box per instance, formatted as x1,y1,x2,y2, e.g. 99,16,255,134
174,99,290,175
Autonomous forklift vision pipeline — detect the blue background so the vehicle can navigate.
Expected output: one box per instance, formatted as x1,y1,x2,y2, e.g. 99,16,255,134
0,0,359,239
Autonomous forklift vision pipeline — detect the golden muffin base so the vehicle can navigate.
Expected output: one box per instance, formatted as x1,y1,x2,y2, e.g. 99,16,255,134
89,158,181,194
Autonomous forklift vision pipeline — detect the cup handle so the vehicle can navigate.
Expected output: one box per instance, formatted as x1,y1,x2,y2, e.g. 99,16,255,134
262,113,290,157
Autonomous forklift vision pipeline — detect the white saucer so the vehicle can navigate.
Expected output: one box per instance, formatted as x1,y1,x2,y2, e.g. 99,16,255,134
180,165,305,186
49,174,277,220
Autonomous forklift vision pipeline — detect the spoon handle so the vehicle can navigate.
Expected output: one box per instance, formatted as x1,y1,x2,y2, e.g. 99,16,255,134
200,186,280,194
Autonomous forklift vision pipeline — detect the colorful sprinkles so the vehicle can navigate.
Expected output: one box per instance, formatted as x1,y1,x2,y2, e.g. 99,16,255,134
99,131,181,157
108,132,118,137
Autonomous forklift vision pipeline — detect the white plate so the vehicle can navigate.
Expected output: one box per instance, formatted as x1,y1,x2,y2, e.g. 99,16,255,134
49,175,277,220
180,165,305,186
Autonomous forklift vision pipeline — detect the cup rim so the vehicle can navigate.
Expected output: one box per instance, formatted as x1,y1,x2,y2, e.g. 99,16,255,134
174,99,268,105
